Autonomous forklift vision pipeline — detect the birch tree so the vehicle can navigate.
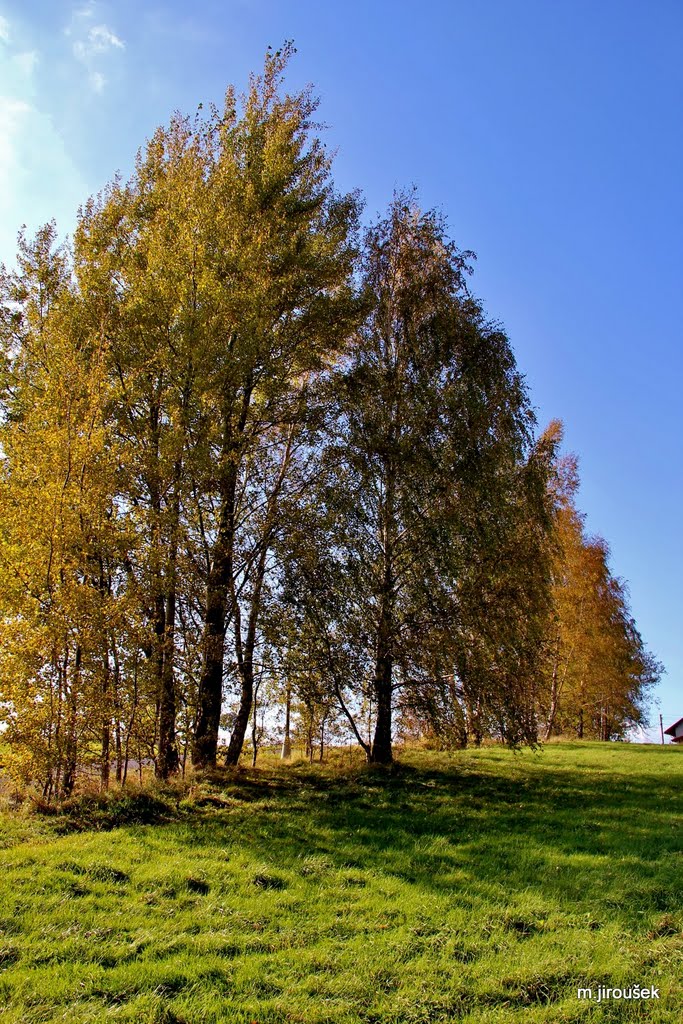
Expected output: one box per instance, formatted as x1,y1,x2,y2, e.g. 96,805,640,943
286,196,546,762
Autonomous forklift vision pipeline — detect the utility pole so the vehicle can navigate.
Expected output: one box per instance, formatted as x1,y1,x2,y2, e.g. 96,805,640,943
660,713,665,745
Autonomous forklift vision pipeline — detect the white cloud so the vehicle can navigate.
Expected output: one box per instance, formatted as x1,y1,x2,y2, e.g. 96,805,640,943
89,24,124,50
0,98,87,268
69,13,125,94
73,23,124,61
0,8,96,268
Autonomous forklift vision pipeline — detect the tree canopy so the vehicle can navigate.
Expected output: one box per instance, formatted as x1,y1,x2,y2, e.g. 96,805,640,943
0,48,661,795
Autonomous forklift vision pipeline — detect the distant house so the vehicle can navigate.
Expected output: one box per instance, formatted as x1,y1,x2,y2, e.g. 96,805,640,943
664,717,683,743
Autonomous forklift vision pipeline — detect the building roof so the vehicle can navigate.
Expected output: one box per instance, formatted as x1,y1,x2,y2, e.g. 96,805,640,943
664,717,683,736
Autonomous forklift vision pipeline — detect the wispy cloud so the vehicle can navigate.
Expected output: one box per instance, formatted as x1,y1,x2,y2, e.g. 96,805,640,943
65,3,125,93
0,96,87,266
73,24,124,61
0,13,87,266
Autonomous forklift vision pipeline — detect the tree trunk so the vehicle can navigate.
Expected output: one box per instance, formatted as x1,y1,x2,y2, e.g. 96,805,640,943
122,656,138,788
543,646,560,741
224,436,292,767
157,466,182,779
370,654,393,763
193,387,249,770
370,535,394,764
115,722,122,785
281,684,292,759
101,720,110,791
319,715,327,762
61,645,81,798
147,406,173,775
52,649,66,801
152,589,165,756
157,586,179,778
370,588,394,763
112,644,122,784
192,558,229,768
369,444,395,765
192,468,236,769
100,656,110,791
251,692,259,767
224,660,254,766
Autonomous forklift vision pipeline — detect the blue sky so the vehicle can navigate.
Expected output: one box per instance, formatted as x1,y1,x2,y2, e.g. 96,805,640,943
1,0,681,739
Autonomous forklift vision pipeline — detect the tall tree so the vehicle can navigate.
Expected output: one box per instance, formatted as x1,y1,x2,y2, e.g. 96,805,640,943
539,429,661,740
75,114,211,779
285,196,546,762
189,45,360,768
0,225,130,796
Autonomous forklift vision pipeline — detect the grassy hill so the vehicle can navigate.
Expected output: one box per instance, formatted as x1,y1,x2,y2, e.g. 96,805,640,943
0,742,680,1023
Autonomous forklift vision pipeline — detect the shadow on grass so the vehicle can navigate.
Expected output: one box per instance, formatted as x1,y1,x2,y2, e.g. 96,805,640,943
161,750,683,930
38,791,177,833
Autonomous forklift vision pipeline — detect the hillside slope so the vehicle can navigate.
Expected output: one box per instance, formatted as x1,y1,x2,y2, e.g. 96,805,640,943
0,743,681,1023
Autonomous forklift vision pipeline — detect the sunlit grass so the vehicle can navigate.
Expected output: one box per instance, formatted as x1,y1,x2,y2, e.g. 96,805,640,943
0,742,681,1022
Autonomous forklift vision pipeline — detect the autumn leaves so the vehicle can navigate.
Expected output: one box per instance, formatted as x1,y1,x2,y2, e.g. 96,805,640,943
0,48,658,796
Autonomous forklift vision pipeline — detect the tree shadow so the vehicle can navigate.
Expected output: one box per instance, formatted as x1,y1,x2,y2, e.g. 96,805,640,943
170,750,683,929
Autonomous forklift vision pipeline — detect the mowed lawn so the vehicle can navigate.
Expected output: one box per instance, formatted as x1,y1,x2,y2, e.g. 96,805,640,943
0,743,680,1023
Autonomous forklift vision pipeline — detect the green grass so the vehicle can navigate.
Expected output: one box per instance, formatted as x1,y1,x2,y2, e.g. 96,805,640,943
0,742,681,1023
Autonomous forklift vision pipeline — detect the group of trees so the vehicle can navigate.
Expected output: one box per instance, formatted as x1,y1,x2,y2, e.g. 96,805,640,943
0,48,660,798
537,437,661,743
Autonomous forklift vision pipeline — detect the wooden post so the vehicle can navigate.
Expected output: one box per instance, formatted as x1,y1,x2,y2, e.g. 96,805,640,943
660,714,665,745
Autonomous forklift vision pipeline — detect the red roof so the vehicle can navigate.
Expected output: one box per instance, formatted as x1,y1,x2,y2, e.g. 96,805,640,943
664,717,683,736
